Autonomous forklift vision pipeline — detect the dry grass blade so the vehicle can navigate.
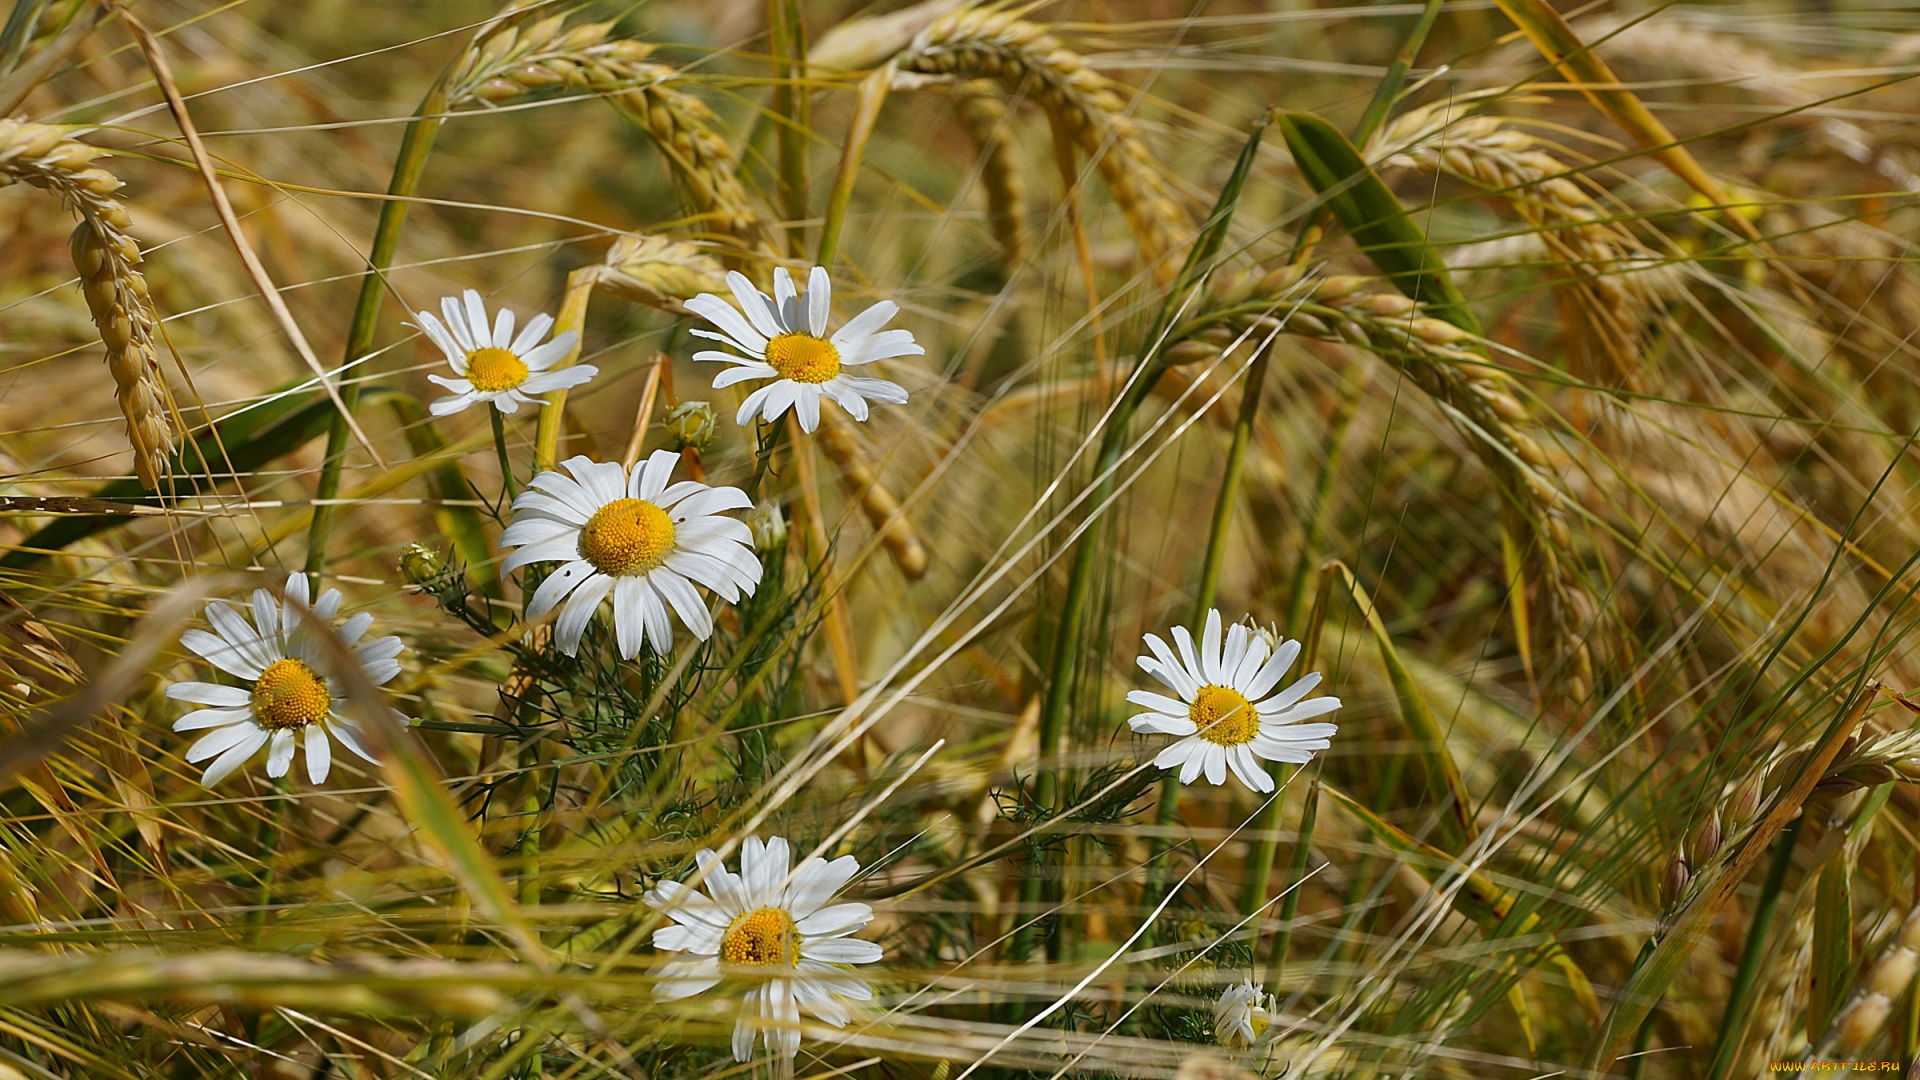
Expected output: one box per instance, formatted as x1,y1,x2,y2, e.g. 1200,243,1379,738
122,11,383,471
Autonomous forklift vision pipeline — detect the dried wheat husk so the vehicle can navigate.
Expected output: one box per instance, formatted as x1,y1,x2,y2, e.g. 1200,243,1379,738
1811,899,1920,1060
0,119,176,488
892,8,1192,280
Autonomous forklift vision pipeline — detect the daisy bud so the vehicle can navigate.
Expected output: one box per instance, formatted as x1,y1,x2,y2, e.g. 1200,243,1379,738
748,500,788,552
663,400,718,452
398,542,447,586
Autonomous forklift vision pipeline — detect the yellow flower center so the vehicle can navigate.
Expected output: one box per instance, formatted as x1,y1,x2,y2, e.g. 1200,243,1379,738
764,332,841,384
465,346,529,393
720,907,798,967
578,498,676,576
1191,684,1258,746
252,658,331,731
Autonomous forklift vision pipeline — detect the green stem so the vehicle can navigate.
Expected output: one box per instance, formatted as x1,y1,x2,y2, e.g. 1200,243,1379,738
1222,7,1438,926
303,83,451,581
490,408,516,503
1263,774,1319,1008
1705,813,1805,1079
769,0,809,258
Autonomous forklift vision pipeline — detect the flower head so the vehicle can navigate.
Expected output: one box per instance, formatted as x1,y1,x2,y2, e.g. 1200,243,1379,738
166,574,401,786
646,836,882,1063
499,450,760,659
686,267,919,433
1213,977,1275,1047
1127,609,1340,791
415,289,594,416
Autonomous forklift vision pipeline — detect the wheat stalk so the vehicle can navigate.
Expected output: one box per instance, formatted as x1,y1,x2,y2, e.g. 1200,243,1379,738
448,14,771,248
892,8,1192,280
1369,103,1668,386
0,119,176,489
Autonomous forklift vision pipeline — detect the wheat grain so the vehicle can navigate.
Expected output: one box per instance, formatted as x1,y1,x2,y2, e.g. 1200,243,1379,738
893,9,1192,280
0,119,176,488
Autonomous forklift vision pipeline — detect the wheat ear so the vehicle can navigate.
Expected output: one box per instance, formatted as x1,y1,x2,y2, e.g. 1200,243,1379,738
952,81,1028,268
449,15,770,248
1811,900,1920,1060
894,9,1192,279
0,120,176,488
1370,103,1665,386
585,232,727,311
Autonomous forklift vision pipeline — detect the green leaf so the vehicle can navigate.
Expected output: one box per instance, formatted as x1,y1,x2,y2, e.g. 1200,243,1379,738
1277,110,1481,335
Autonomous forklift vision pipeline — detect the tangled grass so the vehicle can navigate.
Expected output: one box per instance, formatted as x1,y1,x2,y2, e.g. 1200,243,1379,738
3,0,1920,1077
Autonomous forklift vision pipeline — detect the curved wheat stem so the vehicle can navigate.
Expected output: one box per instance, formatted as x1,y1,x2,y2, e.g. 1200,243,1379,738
0,119,176,489
892,8,1192,280
1176,270,1596,698
449,14,771,248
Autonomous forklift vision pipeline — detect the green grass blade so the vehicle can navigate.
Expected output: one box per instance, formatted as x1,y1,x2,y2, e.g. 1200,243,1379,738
1333,561,1476,849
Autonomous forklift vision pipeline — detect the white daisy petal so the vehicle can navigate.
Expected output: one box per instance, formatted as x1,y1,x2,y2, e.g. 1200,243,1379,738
806,265,831,337
441,295,474,351
726,271,785,339
511,311,554,353
773,267,801,331
554,574,615,656
305,725,332,784
166,682,249,707
174,706,252,732
265,729,296,778
199,730,268,787
830,299,897,346
685,294,771,354
527,560,596,620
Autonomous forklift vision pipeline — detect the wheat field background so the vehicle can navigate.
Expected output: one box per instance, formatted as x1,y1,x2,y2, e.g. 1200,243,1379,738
2,0,1919,1076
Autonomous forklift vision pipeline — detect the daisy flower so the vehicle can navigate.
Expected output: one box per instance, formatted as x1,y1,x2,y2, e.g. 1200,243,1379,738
686,266,918,433
1213,977,1276,1048
498,450,760,659
166,574,402,787
1127,609,1340,792
646,836,882,1063
415,288,595,416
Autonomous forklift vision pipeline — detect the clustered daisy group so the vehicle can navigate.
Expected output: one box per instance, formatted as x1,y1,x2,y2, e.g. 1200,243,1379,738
159,266,1338,1061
